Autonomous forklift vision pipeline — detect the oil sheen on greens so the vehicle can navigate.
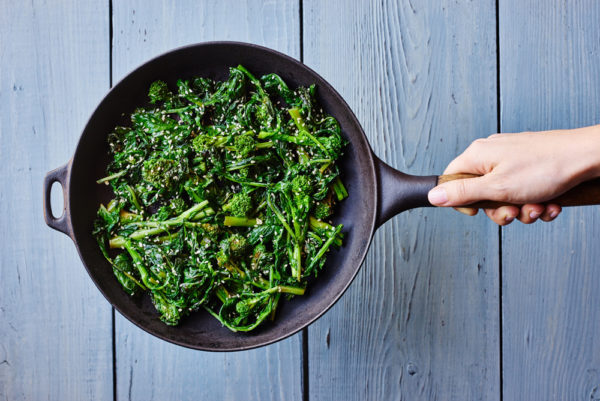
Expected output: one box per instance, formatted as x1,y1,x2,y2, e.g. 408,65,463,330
93,65,347,332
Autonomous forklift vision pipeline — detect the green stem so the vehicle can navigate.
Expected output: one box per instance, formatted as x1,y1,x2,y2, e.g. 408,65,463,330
119,210,140,223
293,242,302,281
110,202,211,248
223,174,271,188
154,232,179,243
289,108,330,156
303,130,330,156
297,147,310,164
270,293,281,321
256,198,267,212
333,236,342,247
113,265,147,291
106,199,118,212
236,65,267,97
267,194,296,240
255,141,273,149
131,206,213,228
263,285,306,296
226,155,271,171
306,225,342,272
259,130,310,145
178,200,210,220
223,216,258,227
309,216,343,246
309,158,332,164
288,108,308,131
332,177,348,200
126,185,143,212
164,106,190,114
123,240,164,290
96,170,126,184
307,231,324,245
258,130,273,139
309,216,335,231
319,161,331,174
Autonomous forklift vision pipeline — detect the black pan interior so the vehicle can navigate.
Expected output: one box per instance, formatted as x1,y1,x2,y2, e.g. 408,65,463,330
69,42,377,351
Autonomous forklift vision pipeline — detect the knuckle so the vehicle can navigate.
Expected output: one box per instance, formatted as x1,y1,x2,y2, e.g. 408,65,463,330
471,138,488,148
445,158,460,172
489,176,512,201
453,180,470,203
465,138,490,155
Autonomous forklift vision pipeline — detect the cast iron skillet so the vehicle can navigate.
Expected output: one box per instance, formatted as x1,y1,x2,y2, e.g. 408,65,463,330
43,42,600,351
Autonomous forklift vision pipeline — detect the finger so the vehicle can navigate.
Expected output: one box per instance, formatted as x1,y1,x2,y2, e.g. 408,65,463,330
517,204,545,224
483,206,520,226
454,207,478,216
443,152,483,175
428,175,497,207
444,155,475,175
443,138,494,175
540,204,562,222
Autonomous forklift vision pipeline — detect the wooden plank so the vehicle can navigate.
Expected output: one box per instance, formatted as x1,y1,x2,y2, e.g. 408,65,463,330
111,1,303,400
0,1,113,400
500,2,600,399
115,320,302,401
112,0,301,83
304,1,500,400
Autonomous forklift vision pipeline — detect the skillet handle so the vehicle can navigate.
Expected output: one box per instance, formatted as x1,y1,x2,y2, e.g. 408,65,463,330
375,157,437,227
374,158,600,228
438,173,600,208
43,161,73,238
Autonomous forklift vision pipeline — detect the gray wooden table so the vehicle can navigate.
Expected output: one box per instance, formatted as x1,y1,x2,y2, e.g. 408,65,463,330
2,1,600,400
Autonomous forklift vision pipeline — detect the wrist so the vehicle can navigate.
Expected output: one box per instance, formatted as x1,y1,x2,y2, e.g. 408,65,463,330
566,124,600,182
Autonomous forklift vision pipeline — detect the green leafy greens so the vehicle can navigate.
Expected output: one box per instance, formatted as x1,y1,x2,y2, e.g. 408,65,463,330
93,65,347,331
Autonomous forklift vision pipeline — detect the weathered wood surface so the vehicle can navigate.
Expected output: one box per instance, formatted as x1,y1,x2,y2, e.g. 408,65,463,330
4,1,600,399
0,1,113,400
303,1,500,400
111,1,303,400
500,2,600,400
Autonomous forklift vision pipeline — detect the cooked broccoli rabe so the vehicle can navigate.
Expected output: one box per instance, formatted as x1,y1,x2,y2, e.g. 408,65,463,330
93,65,347,331
148,80,170,104
313,201,333,220
223,193,252,217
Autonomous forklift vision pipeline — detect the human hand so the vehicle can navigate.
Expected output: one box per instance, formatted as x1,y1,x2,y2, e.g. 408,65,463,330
427,125,600,225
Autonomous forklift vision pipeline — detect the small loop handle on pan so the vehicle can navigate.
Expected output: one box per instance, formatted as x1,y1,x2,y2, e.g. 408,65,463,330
43,161,73,238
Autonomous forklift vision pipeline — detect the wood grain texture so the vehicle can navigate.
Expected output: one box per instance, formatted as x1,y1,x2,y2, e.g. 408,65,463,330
111,1,303,400
438,174,600,208
115,315,302,401
500,2,600,400
0,0,113,400
304,1,500,400
112,0,301,83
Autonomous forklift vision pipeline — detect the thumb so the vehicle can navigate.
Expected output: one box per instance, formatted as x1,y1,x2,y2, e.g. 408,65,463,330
428,176,494,207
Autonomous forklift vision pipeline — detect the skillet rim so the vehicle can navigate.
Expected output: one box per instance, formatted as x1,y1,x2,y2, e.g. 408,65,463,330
68,41,379,351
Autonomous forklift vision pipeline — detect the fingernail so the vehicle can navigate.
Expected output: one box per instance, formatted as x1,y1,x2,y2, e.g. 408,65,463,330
529,211,541,219
505,215,515,223
428,187,448,205
550,210,558,218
